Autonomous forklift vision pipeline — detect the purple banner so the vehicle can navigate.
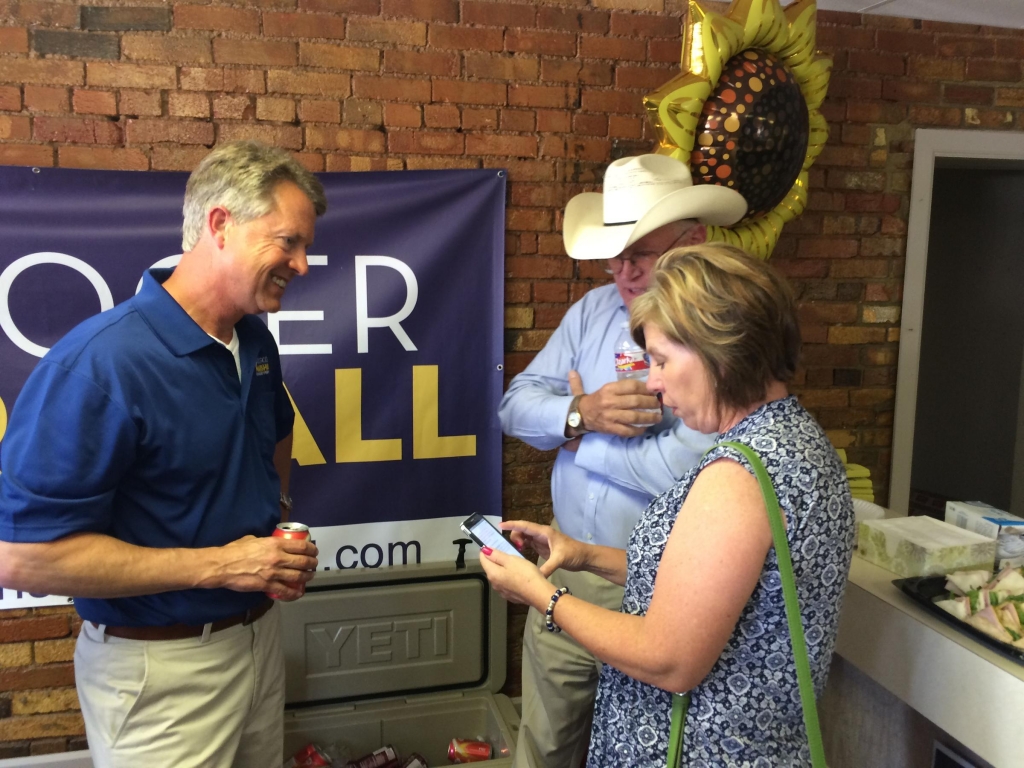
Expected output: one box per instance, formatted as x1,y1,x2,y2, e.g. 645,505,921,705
0,166,505,531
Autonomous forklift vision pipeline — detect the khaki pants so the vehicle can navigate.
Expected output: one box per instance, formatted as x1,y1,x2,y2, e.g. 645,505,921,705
514,563,625,768
75,603,285,768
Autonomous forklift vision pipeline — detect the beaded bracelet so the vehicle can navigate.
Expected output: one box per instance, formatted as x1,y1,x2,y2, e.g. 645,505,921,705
544,586,571,633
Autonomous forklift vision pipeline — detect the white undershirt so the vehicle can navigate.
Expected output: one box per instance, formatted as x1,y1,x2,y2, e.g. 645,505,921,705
208,328,241,381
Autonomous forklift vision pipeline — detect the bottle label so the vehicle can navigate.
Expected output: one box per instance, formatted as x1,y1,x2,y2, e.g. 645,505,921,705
615,350,649,374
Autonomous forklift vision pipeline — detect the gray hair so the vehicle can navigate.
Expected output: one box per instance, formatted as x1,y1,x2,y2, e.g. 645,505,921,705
181,141,327,251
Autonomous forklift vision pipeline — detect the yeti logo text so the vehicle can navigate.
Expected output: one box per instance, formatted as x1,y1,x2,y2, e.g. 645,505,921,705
309,614,449,669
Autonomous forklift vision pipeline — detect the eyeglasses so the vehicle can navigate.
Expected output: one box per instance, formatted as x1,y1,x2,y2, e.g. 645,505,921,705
604,252,659,275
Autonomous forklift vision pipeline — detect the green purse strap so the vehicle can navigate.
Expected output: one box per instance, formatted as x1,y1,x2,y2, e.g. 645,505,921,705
666,440,827,768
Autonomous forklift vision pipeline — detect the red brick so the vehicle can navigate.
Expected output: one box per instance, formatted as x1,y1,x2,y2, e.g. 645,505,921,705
649,38,681,63
615,65,674,90
33,116,120,144
965,59,1022,83
0,712,84,741
118,90,162,116
506,30,576,57
848,50,905,77
264,12,347,39
0,26,29,53
500,108,534,131
126,118,214,145
0,85,20,111
270,70,351,97
383,103,421,127
507,207,553,231
908,105,961,126
568,137,610,162
402,155,479,170
467,133,537,157
580,89,640,114
943,84,993,105
881,80,940,102
24,85,68,113
573,113,607,136
352,75,429,102
463,1,536,27
466,53,539,81
463,108,497,130
505,255,571,279
301,99,341,123
423,103,460,128
342,99,381,125
299,43,380,71
845,100,905,123
169,91,210,118
0,617,68,643
301,0,379,12
819,146,870,167
255,96,295,122
829,75,882,100
214,39,296,67
433,80,506,106
537,7,608,34
382,0,458,21
86,63,175,89
0,60,83,87
510,183,561,208
874,30,935,56
817,25,874,51
539,135,565,158
995,38,1024,59
609,114,641,138
429,25,504,52
537,109,570,132
58,146,148,170
2,1,78,27
347,18,426,46
212,94,253,120
389,130,464,154
608,12,677,38
541,59,612,86
908,57,964,81
0,144,51,166
384,50,457,77
81,6,171,32
0,116,27,143
580,35,645,62
936,35,995,58
174,5,260,34
218,123,302,149
919,19,980,34
828,259,889,278
305,126,384,152
994,88,1024,108
796,238,859,259
150,146,209,171
533,281,567,302
509,84,575,109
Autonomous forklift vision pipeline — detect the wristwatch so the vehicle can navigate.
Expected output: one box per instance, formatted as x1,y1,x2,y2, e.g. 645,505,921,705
566,395,586,432
279,493,293,513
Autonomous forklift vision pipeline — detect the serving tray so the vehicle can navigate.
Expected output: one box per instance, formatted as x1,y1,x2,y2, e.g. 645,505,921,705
893,575,1024,666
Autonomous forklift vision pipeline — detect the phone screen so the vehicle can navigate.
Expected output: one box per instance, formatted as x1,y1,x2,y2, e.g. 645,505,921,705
461,515,524,559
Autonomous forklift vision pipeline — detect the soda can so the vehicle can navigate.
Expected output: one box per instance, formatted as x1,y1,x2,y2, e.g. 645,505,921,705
447,739,492,763
348,745,398,768
281,743,330,768
401,754,429,768
267,522,310,600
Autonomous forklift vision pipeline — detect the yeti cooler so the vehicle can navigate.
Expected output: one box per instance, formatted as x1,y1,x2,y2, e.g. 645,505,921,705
278,559,519,766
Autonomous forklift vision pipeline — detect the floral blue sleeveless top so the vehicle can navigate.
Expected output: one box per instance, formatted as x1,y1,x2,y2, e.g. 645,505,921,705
587,396,855,767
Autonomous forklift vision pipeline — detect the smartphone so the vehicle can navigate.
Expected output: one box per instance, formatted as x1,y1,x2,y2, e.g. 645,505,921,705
460,513,525,559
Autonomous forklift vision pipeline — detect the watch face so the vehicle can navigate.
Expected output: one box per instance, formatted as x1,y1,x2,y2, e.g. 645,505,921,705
568,412,581,428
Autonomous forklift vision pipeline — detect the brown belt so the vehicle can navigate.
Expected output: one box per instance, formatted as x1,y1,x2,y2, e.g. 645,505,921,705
95,599,274,641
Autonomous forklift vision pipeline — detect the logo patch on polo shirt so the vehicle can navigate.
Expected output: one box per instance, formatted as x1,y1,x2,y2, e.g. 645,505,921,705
255,356,270,376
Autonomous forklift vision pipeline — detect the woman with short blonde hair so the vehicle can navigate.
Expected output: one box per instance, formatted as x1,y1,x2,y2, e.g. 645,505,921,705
482,243,855,766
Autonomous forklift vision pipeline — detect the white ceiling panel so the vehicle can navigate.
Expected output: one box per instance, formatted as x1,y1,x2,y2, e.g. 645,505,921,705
816,0,1024,29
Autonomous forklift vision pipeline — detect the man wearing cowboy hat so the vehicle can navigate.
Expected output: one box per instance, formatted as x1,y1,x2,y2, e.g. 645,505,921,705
498,154,746,768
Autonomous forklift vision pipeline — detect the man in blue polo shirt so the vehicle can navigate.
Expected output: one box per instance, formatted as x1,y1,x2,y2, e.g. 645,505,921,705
0,141,326,768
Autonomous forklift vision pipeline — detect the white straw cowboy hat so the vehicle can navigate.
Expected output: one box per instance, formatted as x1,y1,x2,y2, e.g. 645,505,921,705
563,154,748,260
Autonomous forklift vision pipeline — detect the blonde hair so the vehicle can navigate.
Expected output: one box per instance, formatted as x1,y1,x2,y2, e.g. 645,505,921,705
181,141,327,251
630,243,800,412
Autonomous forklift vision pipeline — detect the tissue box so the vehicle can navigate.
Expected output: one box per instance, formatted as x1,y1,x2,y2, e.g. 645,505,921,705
944,501,1024,569
857,516,997,577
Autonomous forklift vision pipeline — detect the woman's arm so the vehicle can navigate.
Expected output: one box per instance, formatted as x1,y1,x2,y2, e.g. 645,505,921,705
501,521,630,586
485,458,775,692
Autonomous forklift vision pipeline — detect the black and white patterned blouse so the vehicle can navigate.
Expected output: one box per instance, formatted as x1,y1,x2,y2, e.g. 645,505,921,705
587,395,855,767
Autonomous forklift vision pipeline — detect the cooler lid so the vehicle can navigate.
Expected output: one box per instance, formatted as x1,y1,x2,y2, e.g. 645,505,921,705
279,560,508,707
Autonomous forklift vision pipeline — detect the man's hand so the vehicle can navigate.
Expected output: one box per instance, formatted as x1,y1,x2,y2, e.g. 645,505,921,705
204,535,319,602
569,369,660,437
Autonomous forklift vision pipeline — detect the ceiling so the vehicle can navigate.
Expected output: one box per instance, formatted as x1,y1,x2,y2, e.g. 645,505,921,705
815,0,1024,30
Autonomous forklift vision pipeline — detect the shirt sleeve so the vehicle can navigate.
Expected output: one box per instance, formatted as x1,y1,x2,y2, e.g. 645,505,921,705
572,418,717,496
271,346,295,442
0,361,137,543
497,303,583,451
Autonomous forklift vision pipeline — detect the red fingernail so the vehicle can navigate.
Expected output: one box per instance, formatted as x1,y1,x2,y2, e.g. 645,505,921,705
481,546,493,555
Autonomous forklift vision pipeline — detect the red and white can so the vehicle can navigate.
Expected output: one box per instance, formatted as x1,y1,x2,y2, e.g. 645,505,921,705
447,739,492,763
348,746,398,768
267,522,310,600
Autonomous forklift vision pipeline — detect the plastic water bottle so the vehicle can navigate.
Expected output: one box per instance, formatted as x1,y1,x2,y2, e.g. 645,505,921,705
614,322,649,381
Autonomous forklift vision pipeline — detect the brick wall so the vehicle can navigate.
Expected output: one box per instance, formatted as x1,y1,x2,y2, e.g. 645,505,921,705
1,0,1023,756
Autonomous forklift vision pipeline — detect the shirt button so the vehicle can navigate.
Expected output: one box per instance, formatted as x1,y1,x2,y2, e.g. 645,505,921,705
588,494,594,500
586,533,593,541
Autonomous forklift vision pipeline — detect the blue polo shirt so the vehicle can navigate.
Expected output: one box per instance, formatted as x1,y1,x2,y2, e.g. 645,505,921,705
0,269,294,626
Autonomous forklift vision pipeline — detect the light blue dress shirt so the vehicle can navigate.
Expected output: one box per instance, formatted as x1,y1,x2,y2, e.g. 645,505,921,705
499,283,715,549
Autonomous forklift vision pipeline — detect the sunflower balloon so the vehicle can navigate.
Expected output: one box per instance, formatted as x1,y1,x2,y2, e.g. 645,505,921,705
644,0,831,258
